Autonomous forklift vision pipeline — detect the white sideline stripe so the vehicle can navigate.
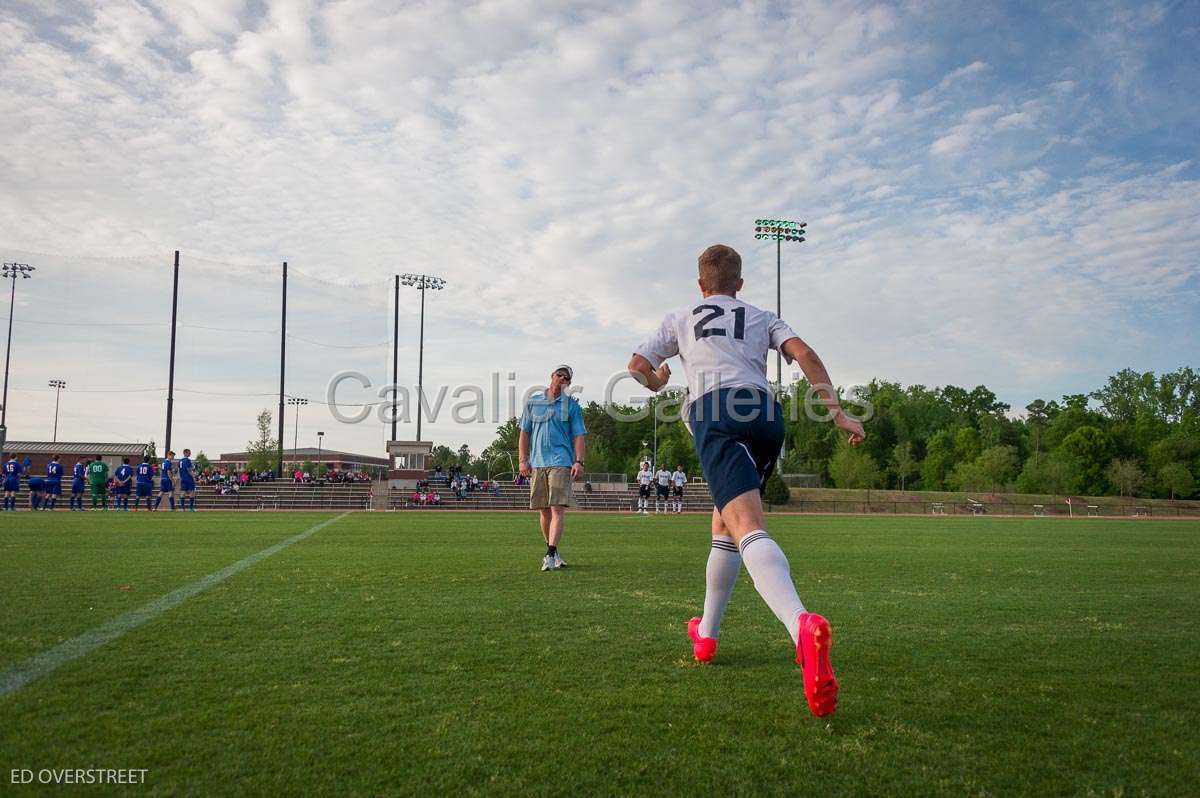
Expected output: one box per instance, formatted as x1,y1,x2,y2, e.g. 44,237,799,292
0,512,349,697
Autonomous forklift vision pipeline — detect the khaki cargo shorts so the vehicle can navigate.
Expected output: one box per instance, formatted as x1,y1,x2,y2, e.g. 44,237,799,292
529,466,574,509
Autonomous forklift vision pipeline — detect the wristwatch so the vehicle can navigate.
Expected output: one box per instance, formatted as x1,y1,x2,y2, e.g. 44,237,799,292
574,460,584,466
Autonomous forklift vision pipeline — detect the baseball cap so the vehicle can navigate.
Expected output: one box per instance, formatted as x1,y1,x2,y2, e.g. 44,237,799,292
553,364,574,380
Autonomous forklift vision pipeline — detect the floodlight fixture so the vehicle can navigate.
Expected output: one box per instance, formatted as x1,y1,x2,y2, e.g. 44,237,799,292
399,272,448,442
49,379,66,442
1,263,35,458
752,215,809,451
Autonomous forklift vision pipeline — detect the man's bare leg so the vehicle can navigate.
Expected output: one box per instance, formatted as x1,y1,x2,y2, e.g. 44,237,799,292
539,508,551,545
548,505,566,547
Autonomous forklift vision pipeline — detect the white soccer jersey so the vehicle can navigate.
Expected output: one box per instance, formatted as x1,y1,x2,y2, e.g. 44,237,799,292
637,469,654,485
635,294,798,410
672,469,686,486
655,469,672,486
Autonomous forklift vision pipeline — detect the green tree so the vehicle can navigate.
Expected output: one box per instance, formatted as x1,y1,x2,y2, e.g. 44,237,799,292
920,430,956,490
1024,400,1053,466
975,445,1019,493
829,445,882,489
1158,462,1195,500
1059,425,1113,495
953,427,982,463
194,451,212,474
245,409,277,473
1105,458,1144,498
890,441,918,491
950,459,989,492
146,440,158,461
1042,454,1080,497
763,471,790,505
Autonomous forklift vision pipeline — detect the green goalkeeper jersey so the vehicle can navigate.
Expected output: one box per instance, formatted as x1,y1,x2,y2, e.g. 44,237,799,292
87,460,109,484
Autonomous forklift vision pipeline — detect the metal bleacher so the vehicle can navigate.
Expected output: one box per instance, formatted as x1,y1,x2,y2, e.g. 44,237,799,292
190,481,375,511
388,479,714,512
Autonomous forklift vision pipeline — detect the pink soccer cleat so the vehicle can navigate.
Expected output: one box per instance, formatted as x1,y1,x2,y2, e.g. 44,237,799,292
796,612,838,717
687,617,718,663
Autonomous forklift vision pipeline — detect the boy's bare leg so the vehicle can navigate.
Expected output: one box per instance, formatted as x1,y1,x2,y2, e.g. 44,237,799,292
696,506,742,640
718,489,805,645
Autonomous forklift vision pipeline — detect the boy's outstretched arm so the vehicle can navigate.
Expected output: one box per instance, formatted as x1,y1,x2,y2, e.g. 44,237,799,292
779,336,866,445
628,354,671,392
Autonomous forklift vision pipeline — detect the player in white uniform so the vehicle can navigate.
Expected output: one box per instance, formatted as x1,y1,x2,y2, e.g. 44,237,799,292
635,464,654,514
671,466,687,513
628,243,865,718
654,467,672,514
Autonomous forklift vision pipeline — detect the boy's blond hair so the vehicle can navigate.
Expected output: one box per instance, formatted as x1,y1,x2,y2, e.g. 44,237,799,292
698,244,741,293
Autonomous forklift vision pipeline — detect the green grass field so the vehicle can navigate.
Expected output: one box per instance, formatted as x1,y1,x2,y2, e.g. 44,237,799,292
2,511,1198,796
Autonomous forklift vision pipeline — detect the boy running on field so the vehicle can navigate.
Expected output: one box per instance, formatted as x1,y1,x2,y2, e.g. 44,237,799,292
628,243,865,718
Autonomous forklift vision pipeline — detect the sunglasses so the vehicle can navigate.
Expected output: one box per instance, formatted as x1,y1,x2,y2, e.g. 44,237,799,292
554,371,572,382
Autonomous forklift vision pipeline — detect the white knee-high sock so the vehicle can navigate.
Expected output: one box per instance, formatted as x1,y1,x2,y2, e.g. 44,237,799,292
698,536,741,639
739,531,806,645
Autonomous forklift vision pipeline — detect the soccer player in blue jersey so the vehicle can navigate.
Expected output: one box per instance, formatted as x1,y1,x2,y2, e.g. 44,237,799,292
134,456,155,511
45,455,64,510
113,458,134,511
3,454,23,511
155,451,176,511
28,474,46,510
70,457,86,511
179,448,197,512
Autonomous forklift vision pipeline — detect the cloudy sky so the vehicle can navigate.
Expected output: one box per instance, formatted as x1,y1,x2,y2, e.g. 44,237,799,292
0,0,1197,460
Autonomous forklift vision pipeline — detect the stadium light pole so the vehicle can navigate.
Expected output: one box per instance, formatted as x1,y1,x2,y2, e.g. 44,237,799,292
165,251,179,454
276,261,288,479
1,262,35,459
391,275,400,442
49,379,66,442
752,219,807,386
399,273,446,442
316,430,324,477
287,397,308,459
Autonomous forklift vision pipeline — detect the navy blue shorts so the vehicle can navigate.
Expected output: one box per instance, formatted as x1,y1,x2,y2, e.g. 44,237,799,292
4,477,18,492
689,387,784,512
181,479,195,493
160,479,174,493
72,479,84,494
137,482,152,497
47,480,62,495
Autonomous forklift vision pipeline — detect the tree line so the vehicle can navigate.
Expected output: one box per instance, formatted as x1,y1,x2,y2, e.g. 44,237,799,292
240,366,1198,500
458,366,1197,500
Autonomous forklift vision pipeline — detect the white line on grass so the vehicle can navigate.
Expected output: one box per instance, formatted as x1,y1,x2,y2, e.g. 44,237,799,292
0,512,350,697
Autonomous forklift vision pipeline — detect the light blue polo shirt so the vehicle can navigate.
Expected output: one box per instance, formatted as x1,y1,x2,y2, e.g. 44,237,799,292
520,390,587,468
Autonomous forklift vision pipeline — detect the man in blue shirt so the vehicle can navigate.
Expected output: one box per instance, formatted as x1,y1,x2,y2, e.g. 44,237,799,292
45,456,64,510
518,364,587,571
155,451,175,511
134,456,155,512
179,448,197,512
113,458,134,511
3,454,23,511
70,457,86,511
